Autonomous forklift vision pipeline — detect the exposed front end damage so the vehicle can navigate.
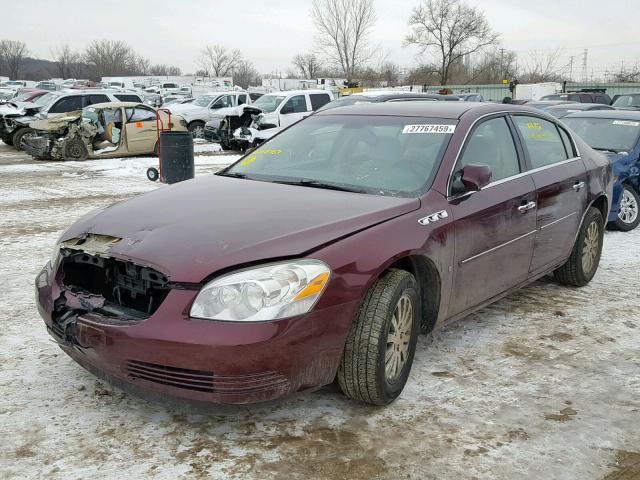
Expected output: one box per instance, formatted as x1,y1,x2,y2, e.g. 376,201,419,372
0,102,42,144
35,230,348,405
23,112,96,160
214,105,279,151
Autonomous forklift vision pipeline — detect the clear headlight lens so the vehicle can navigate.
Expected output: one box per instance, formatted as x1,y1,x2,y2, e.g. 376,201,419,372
190,260,331,322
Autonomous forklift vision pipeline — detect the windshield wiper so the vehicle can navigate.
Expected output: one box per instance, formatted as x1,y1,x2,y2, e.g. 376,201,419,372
272,179,367,194
218,171,248,179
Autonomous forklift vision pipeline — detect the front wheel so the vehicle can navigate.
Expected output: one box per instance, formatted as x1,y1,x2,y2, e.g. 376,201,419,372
554,207,604,286
337,269,420,405
188,121,205,139
612,184,640,232
12,127,33,151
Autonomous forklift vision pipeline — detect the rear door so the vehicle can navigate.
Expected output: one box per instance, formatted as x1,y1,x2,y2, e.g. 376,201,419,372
511,115,587,274
447,115,537,317
124,106,158,153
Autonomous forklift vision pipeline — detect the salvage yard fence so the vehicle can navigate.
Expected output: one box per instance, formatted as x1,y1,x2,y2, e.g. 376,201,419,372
406,83,640,101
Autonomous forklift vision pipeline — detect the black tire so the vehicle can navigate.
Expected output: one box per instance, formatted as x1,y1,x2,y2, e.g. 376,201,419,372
154,141,160,158
188,121,205,139
220,141,233,151
12,127,33,151
146,167,160,182
1,134,13,146
554,207,604,287
62,137,89,161
611,184,640,232
337,269,420,405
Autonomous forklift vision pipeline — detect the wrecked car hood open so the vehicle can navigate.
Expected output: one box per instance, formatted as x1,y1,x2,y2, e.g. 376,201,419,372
60,175,420,283
0,101,42,117
30,111,82,131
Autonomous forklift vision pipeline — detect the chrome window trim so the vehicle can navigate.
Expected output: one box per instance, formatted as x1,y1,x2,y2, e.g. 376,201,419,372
446,110,582,196
460,230,538,265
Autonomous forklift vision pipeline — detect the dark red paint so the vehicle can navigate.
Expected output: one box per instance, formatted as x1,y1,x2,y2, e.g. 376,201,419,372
36,103,612,405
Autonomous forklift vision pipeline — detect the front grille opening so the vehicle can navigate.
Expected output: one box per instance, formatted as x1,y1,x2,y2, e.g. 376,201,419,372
61,250,170,318
126,360,215,393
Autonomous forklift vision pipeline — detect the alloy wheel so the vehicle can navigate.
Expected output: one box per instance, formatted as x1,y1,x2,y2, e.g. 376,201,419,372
581,221,600,274
385,294,413,383
618,188,639,225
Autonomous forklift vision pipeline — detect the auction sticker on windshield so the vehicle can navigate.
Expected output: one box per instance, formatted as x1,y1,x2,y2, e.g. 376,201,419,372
402,124,456,134
613,120,640,127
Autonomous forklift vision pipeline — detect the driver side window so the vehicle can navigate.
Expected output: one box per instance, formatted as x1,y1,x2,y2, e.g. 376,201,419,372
451,117,520,194
211,95,233,109
282,95,308,114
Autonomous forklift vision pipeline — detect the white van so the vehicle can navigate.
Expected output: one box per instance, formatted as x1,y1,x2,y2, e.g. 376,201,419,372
251,89,334,128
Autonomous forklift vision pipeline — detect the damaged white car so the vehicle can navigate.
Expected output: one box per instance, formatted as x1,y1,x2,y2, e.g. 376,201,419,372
202,104,282,151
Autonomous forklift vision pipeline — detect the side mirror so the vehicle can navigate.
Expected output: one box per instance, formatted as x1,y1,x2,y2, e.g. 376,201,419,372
460,164,492,191
280,105,294,114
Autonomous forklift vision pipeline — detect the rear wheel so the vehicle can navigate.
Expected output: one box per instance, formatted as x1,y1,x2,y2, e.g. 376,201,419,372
62,138,89,161
188,121,205,139
612,184,640,232
12,127,33,151
337,269,420,405
554,207,604,286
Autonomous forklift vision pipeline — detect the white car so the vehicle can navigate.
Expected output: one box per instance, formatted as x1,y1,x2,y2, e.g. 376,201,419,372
250,90,333,128
167,91,251,138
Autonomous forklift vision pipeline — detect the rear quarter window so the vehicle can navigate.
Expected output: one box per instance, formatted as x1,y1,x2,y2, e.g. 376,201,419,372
310,93,331,111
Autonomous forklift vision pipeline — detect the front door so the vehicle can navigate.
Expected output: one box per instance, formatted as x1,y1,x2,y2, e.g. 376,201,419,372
448,116,537,317
279,94,310,127
511,115,587,274
124,106,158,154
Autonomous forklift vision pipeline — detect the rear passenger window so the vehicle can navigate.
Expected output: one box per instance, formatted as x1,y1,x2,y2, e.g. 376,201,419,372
310,93,331,111
238,94,247,105
126,108,156,123
455,117,520,185
513,116,569,168
48,96,83,113
115,94,142,102
86,94,110,106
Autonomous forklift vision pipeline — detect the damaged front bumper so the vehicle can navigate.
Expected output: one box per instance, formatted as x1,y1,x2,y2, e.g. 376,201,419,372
35,247,355,405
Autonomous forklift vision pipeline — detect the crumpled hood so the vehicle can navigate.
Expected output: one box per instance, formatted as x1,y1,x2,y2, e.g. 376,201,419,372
61,175,420,283
167,103,205,115
0,101,41,117
30,111,82,131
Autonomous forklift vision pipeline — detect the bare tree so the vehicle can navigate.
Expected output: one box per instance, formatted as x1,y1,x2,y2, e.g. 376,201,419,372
198,45,243,77
50,44,82,79
311,0,377,81
292,53,321,79
519,49,563,83
83,40,137,78
464,47,518,84
404,0,498,84
0,40,29,79
233,60,260,89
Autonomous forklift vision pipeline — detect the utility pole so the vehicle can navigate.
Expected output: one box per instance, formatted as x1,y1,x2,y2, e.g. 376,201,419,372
581,49,588,82
499,48,505,80
569,56,575,81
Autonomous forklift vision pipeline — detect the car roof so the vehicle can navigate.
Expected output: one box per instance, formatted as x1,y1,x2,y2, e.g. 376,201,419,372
85,101,148,109
546,103,612,110
351,92,456,101
314,101,529,119
563,110,640,120
262,89,329,96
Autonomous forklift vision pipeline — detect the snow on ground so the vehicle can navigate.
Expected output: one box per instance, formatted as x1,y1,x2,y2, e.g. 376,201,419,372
0,140,639,479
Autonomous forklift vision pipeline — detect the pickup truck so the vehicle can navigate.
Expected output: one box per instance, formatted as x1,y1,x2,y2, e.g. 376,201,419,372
167,91,250,138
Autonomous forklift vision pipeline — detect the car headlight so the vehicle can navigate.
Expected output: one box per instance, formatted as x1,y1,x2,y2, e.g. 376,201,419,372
190,259,331,322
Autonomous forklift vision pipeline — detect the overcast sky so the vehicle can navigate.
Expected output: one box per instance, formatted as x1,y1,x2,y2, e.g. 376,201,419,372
4,0,639,78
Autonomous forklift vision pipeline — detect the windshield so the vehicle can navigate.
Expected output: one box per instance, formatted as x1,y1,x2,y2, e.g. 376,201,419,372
222,115,455,197
253,94,286,113
33,92,58,107
547,107,582,118
563,117,640,152
316,96,375,112
192,95,217,107
613,94,640,108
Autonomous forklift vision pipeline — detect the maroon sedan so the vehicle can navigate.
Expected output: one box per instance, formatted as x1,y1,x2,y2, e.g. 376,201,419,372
36,103,612,406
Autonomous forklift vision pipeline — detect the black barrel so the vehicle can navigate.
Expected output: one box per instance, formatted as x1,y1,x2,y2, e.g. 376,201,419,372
159,132,194,184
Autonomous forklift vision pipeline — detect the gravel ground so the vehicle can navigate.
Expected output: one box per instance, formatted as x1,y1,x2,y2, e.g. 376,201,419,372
0,140,638,480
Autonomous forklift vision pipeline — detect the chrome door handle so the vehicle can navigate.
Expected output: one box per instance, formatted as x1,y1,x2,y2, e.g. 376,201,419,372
518,201,536,213
573,181,585,192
